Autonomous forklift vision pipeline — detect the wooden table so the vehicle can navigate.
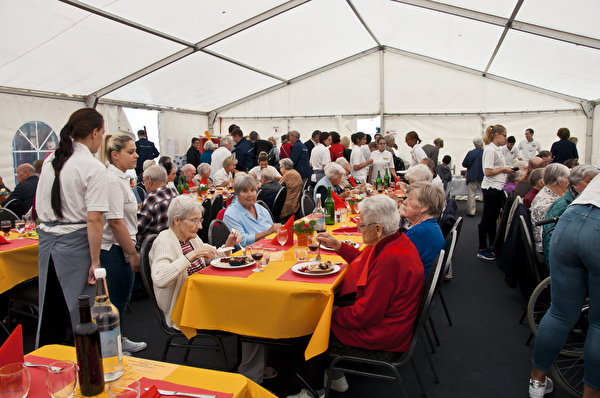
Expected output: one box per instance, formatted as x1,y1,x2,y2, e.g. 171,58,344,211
0,232,38,294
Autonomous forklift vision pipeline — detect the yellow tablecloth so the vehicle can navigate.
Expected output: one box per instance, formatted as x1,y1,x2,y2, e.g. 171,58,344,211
28,345,276,398
0,233,38,294
171,223,363,360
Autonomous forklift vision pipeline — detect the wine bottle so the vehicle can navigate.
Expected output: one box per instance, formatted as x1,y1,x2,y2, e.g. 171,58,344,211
75,295,105,396
384,168,390,189
91,268,124,382
376,170,383,192
313,194,325,233
182,175,189,192
324,187,335,225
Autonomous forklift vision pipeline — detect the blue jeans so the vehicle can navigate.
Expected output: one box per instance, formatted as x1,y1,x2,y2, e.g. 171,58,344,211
532,204,600,390
99,245,134,331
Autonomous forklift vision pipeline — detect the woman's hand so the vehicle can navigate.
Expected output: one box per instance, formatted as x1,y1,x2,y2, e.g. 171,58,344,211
269,223,283,234
224,229,242,249
396,181,408,191
186,245,218,262
129,252,141,272
504,167,515,174
317,232,342,252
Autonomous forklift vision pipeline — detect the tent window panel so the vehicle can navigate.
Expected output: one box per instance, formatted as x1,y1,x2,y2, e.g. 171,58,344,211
12,120,57,185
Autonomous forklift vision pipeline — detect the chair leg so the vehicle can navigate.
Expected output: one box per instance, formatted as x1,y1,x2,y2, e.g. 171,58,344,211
410,356,427,397
163,335,176,361
438,290,453,326
295,371,320,398
429,317,441,347
419,331,439,384
423,322,436,354
525,332,534,346
519,307,527,324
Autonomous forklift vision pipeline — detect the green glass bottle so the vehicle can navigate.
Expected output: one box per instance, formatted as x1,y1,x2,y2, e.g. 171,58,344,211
376,170,383,192
324,187,335,225
182,175,189,192
384,168,390,189
176,179,183,195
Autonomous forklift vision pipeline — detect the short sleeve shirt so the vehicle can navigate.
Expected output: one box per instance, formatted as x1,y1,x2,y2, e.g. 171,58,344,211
369,149,395,182
410,144,428,167
481,142,507,190
101,165,138,250
350,145,368,183
517,139,541,162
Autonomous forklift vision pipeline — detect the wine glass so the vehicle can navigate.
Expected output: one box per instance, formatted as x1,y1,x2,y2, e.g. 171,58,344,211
307,235,319,261
250,243,264,273
107,379,140,398
14,220,25,239
0,363,30,398
46,361,77,398
1,220,12,238
260,251,270,268
276,229,288,259
339,207,349,227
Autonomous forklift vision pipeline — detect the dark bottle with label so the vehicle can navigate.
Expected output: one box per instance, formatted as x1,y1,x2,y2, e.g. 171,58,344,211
384,168,390,189
324,187,335,225
75,295,105,396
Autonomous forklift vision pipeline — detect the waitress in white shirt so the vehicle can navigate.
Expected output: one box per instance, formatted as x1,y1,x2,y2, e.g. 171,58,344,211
350,132,373,184
405,131,428,167
310,132,331,184
368,136,395,183
35,108,108,348
99,133,147,353
477,125,514,261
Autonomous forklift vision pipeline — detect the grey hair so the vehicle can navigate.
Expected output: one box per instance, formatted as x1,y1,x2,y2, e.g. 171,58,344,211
222,155,238,169
143,165,168,183
507,170,524,184
280,158,294,170
167,195,204,229
358,195,399,235
473,137,484,147
233,173,257,192
261,168,274,181
220,136,232,147
384,135,395,145
204,140,215,151
335,157,349,168
143,159,155,171
100,133,133,165
197,163,210,176
530,168,545,188
324,162,345,180
405,181,446,218
543,163,570,186
406,164,433,183
182,163,196,174
289,130,300,139
514,160,527,171
569,164,599,185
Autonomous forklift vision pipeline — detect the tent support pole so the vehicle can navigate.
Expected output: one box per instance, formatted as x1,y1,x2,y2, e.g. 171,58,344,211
581,100,594,165
379,49,385,135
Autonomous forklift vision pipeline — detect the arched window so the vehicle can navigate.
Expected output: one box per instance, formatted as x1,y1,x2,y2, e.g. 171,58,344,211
12,121,59,184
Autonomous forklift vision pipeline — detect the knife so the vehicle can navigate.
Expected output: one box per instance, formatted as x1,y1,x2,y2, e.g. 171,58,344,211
145,388,216,398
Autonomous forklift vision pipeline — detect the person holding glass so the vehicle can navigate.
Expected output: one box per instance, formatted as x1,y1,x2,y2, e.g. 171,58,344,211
223,173,282,248
35,108,107,348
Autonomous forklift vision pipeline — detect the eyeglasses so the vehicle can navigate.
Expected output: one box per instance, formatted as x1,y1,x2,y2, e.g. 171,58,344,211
356,222,378,231
187,218,203,225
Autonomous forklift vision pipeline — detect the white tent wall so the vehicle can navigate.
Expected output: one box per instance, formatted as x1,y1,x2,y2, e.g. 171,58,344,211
158,111,208,160
593,105,600,165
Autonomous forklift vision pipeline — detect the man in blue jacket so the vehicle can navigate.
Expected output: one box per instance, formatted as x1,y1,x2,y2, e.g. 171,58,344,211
231,128,255,172
462,137,484,217
288,130,311,179
135,129,160,175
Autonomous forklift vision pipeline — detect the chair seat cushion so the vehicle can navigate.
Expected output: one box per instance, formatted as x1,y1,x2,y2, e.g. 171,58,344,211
327,338,404,362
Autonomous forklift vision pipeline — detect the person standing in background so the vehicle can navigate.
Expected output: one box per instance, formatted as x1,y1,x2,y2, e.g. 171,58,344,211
186,137,201,169
550,127,579,165
405,131,428,168
329,131,345,161
500,136,521,165
135,129,159,175
210,136,232,180
462,137,484,217
422,138,444,165
200,140,214,165
310,131,332,184
350,132,373,185
231,128,255,172
304,130,320,158
517,128,541,162
288,131,311,179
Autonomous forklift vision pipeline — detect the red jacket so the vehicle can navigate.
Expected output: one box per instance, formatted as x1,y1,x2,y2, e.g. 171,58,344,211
329,142,345,161
331,232,424,352
280,142,293,159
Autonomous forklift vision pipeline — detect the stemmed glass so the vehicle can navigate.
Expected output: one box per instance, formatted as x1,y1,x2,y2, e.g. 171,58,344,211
276,229,288,259
22,214,34,234
0,363,30,398
46,361,77,398
14,220,25,239
1,221,12,238
307,235,319,261
250,243,264,273
339,207,349,227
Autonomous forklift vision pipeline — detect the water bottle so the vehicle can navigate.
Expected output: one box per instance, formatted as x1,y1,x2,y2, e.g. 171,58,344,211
313,194,326,233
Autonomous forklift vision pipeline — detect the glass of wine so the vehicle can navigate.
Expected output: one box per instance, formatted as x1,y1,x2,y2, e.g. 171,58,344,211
107,379,140,398
250,243,264,273
315,227,327,262
307,235,319,261
276,228,288,259
339,207,349,227
0,363,30,398
1,221,12,238
46,361,77,398
14,220,25,239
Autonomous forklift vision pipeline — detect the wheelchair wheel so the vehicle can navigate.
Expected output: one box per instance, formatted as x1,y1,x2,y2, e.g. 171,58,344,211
550,354,584,397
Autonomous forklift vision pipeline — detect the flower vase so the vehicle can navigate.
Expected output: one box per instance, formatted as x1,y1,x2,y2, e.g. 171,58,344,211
295,232,311,247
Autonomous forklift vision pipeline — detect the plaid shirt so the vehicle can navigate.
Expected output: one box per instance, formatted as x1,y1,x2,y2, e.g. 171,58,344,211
136,185,178,250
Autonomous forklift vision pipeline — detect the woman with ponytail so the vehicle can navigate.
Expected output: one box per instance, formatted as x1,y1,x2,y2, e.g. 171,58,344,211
477,125,515,261
35,108,108,347
98,133,147,353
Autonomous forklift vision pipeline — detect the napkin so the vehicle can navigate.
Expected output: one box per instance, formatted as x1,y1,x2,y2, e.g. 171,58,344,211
182,188,189,194
139,386,160,398
0,324,24,368
350,216,360,224
332,226,360,235
348,176,357,187
331,191,347,210
0,234,9,244
270,215,294,246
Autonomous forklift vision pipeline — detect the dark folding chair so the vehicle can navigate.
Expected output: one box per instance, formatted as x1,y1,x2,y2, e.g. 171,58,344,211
210,194,224,221
208,219,231,248
2,200,26,219
0,207,19,228
257,200,275,222
139,234,238,369
198,198,212,242
324,251,445,398
302,178,311,193
299,194,315,218
271,186,287,222
256,189,265,202
7,278,39,331
133,185,147,204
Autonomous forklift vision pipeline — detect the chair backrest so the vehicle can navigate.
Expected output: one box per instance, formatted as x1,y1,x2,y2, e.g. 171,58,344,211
133,185,147,203
504,196,523,241
0,207,19,227
439,229,458,284
300,193,315,217
256,189,265,202
450,216,463,239
271,186,287,222
519,214,545,284
257,200,275,222
139,234,172,332
3,199,26,219
199,198,212,241
302,177,310,193
210,194,224,221
208,219,231,247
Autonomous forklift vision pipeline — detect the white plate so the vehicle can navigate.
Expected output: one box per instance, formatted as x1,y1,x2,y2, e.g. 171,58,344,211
291,262,341,276
320,245,337,251
217,246,235,253
210,258,256,269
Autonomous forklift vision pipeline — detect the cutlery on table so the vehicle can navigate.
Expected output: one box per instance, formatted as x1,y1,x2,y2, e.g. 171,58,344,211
145,388,215,398
24,362,63,371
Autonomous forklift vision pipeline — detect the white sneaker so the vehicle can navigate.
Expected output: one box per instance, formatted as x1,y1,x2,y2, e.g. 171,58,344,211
324,371,349,392
286,388,323,398
529,376,554,398
122,337,147,353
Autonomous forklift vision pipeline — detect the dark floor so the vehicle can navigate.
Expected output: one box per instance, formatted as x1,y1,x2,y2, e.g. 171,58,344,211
2,201,572,397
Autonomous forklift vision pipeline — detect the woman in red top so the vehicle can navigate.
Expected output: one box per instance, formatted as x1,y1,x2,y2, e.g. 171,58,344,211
329,131,345,161
280,133,293,159
287,195,425,398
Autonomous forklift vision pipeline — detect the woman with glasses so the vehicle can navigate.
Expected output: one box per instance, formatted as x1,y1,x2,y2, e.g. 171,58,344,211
287,195,424,398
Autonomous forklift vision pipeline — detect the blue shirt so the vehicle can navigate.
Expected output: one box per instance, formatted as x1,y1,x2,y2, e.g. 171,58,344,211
232,137,255,172
290,140,311,178
223,201,273,247
550,139,578,164
200,150,213,165
405,218,445,280
462,147,484,183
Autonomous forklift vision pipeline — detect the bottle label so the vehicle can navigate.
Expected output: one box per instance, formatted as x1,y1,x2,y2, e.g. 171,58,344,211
100,328,122,360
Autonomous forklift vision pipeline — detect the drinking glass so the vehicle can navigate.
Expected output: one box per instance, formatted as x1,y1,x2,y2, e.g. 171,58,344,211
339,207,349,227
276,229,288,258
307,235,319,261
107,379,140,398
251,243,264,273
294,247,308,262
260,251,270,268
14,220,25,239
0,363,30,398
22,214,34,234
1,221,12,238
46,361,77,398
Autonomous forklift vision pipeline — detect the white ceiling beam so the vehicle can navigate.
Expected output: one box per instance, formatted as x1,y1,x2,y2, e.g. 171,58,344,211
390,0,600,50
346,0,382,48
201,49,287,82
483,0,524,75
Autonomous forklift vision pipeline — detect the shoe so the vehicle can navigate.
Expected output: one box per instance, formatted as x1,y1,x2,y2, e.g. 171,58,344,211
122,337,147,353
286,388,323,398
444,265,453,281
263,366,277,380
324,371,349,392
477,248,496,261
529,376,554,398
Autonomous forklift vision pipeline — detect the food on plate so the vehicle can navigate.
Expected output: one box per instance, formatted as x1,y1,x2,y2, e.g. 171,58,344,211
220,255,253,267
298,261,334,274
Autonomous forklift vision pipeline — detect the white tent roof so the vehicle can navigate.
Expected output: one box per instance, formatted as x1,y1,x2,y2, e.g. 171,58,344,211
2,0,599,114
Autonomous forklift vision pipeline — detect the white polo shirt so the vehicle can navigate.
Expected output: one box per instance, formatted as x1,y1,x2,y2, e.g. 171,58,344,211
350,145,368,183
210,146,231,180
481,142,507,190
500,145,520,166
36,142,109,235
410,143,428,167
214,168,233,186
101,164,138,250
248,165,281,179
517,139,541,162
369,149,395,182
310,144,331,181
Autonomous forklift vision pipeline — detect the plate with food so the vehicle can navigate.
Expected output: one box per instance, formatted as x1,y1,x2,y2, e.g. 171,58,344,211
292,261,341,276
341,240,361,249
210,255,256,269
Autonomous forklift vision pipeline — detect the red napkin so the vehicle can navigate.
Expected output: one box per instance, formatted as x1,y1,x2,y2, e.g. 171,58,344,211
140,386,160,398
137,377,232,398
200,177,208,185
0,234,9,244
350,216,360,224
0,324,24,368
332,226,361,235
348,176,357,187
331,191,347,210
270,215,294,246
182,188,189,194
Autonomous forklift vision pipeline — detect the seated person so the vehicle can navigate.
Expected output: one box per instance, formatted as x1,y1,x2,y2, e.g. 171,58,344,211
504,169,524,196
214,155,237,187
177,163,196,187
2,163,38,216
400,181,446,279
192,163,213,187
420,158,444,190
335,157,358,190
258,168,282,209
223,173,282,248
314,162,346,203
435,155,453,191
279,158,303,219
287,195,425,398
523,168,545,209
395,163,432,191
249,152,281,181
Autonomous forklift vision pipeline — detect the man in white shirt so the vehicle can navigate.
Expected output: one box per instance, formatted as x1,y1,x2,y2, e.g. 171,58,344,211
210,136,233,180
500,136,521,166
517,128,541,162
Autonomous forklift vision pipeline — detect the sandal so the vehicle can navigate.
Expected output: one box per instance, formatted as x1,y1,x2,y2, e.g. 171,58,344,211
263,366,278,380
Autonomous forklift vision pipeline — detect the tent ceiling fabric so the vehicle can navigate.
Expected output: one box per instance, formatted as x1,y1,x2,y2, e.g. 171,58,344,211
1,0,599,114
